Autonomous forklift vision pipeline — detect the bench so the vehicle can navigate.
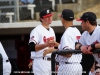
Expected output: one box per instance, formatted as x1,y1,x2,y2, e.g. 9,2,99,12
19,4,36,19
0,0,14,5
0,4,36,20
0,12,14,23
49,0,55,11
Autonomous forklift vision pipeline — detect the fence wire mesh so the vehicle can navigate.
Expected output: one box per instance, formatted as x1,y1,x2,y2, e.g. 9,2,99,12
0,0,76,23
51,50,100,75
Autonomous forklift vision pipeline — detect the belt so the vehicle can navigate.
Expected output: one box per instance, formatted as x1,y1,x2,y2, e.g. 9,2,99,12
65,62,80,64
6,60,9,62
43,57,51,61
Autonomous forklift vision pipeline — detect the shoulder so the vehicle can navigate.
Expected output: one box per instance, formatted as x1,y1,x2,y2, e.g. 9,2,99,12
65,27,80,34
30,25,41,33
49,27,55,32
96,25,100,31
50,27,54,30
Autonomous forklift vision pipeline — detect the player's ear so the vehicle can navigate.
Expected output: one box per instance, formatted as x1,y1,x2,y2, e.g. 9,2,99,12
40,18,43,22
85,20,89,25
87,20,90,25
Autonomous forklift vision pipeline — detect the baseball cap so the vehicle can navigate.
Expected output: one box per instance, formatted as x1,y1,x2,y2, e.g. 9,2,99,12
77,12,97,21
60,9,74,20
40,8,52,18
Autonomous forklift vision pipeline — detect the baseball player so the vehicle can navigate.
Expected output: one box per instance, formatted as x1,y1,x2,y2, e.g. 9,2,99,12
29,8,56,75
0,42,11,75
75,12,100,75
56,9,82,75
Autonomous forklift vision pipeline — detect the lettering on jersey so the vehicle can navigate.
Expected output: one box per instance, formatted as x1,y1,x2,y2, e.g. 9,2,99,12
76,36,81,40
43,36,46,43
43,36,54,43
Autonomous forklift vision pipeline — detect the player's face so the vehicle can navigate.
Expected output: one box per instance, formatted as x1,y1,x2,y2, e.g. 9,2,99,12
81,21,88,31
42,16,52,25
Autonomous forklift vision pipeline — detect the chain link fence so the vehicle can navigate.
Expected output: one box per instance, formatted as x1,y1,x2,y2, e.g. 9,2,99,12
0,0,76,23
1,0,99,23
51,50,100,75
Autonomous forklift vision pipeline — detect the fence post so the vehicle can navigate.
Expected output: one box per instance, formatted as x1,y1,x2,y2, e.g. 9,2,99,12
0,53,3,75
51,51,57,75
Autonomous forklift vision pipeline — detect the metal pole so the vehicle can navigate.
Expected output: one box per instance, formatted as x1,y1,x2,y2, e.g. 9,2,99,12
77,0,82,11
16,0,20,21
59,0,62,4
17,0,20,21
59,0,62,11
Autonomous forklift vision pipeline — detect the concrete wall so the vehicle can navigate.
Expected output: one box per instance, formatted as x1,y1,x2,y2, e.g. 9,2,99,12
56,0,100,13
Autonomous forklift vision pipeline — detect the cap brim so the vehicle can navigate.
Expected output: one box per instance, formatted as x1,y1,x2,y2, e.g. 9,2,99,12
76,19,84,21
42,14,52,18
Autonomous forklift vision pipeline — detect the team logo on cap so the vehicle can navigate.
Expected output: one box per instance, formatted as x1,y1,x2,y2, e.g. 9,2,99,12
47,10,50,14
70,17,73,18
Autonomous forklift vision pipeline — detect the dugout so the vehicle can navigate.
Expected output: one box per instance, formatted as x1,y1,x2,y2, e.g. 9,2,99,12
0,20,100,75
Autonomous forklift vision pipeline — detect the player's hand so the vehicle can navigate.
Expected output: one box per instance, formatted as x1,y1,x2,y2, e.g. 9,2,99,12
87,46,93,54
54,42,59,47
28,62,33,68
46,40,55,47
81,46,88,54
43,49,49,56
43,48,55,56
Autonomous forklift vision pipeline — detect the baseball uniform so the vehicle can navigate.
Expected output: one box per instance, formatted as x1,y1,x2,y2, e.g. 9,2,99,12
79,25,100,64
29,24,56,75
0,42,11,75
56,27,82,75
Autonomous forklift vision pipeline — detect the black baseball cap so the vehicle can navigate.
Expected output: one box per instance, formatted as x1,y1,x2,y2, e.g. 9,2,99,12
60,9,74,20
77,12,97,21
40,8,52,18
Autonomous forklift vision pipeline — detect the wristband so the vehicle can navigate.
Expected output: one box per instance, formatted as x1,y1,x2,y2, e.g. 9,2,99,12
79,45,82,50
91,44,96,52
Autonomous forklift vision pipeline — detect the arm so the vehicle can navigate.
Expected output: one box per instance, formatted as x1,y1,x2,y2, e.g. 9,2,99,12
29,40,55,52
75,42,92,54
35,43,48,51
75,42,82,50
95,43,100,49
29,42,48,52
43,48,57,56
87,43,100,52
36,40,55,51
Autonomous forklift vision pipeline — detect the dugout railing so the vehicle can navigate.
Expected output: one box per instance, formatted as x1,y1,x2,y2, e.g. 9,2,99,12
51,49,100,75
0,53,3,75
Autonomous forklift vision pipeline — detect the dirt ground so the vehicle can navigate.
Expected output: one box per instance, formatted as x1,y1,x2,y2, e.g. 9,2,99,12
75,4,100,19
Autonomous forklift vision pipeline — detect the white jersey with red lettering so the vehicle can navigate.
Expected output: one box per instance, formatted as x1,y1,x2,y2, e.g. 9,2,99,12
79,25,100,64
56,27,82,75
29,24,56,75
